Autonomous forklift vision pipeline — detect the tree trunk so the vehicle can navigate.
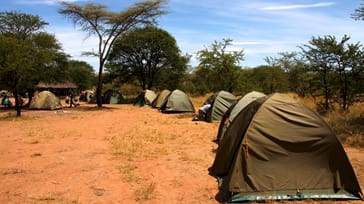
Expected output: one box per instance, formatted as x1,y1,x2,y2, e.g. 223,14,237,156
13,88,21,117
24,88,34,107
96,63,103,107
342,72,348,111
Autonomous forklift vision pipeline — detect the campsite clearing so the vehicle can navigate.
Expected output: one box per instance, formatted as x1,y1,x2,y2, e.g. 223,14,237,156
0,102,363,203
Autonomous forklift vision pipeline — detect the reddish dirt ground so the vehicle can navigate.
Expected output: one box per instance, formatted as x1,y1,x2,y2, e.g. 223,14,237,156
0,102,363,204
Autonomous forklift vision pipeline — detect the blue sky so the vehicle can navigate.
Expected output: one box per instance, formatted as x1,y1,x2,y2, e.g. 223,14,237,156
2,0,364,70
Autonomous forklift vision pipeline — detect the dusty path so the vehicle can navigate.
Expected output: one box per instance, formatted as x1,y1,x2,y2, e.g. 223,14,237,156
0,104,363,203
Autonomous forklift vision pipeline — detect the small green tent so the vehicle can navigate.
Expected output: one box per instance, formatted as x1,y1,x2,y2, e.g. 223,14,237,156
216,91,265,142
204,91,236,122
210,93,363,202
151,89,170,108
134,90,156,107
29,91,62,110
103,90,125,104
159,89,195,113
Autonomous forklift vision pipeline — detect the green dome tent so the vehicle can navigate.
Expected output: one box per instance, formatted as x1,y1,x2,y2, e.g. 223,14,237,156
102,90,125,104
159,89,195,113
216,91,266,143
29,91,62,110
151,89,170,108
210,93,363,202
134,89,157,107
204,91,236,122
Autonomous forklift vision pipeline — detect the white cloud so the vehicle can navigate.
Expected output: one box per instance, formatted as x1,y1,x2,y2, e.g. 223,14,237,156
15,0,83,5
49,26,99,69
261,2,335,11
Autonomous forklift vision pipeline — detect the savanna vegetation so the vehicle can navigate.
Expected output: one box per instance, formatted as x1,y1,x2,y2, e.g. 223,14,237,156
0,0,363,144
1,1,364,203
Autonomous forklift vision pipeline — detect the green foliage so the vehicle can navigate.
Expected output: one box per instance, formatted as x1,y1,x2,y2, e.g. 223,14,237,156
300,35,364,111
0,11,67,116
196,39,244,93
236,66,288,95
67,60,96,90
107,26,189,90
59,0,168,107
352,0,364,21
265,52,309,97
0,11,48,39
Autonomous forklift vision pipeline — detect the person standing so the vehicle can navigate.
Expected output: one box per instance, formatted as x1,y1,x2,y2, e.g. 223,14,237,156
69,90,75,108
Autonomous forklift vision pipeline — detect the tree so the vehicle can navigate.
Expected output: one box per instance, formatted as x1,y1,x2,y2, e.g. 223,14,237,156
107,26,188,90
196,39,244,93
67,60,96,90
265,52,309,97
59,0,167,107
0,11,66,116
250,65,288,94
300,35,364,111
352,0,364,20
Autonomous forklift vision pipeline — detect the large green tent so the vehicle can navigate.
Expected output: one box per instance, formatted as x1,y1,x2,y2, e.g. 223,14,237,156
159,89,195,113
204,91,237,122
210,93,363,202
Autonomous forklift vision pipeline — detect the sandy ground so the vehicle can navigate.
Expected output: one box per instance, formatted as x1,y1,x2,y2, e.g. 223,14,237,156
0,102,363,204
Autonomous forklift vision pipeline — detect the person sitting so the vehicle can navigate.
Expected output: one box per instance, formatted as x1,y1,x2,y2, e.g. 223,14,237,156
193,103,212,121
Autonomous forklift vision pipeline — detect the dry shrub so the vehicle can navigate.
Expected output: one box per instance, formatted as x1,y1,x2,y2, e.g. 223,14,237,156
324,103,364,147
117,164,141,183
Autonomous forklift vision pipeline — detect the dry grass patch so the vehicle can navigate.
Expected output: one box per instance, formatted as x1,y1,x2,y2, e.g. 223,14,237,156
110,124,174,161
111,136,144,161
134,182,157,201
324,102,364,147
117,163,141,183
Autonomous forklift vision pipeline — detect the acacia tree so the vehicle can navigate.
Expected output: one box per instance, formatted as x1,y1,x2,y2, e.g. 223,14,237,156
352,0,364,20
196,39,244,93
107,26,189,90
300,35,363,111
0,11,66,116
59,0,167,107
